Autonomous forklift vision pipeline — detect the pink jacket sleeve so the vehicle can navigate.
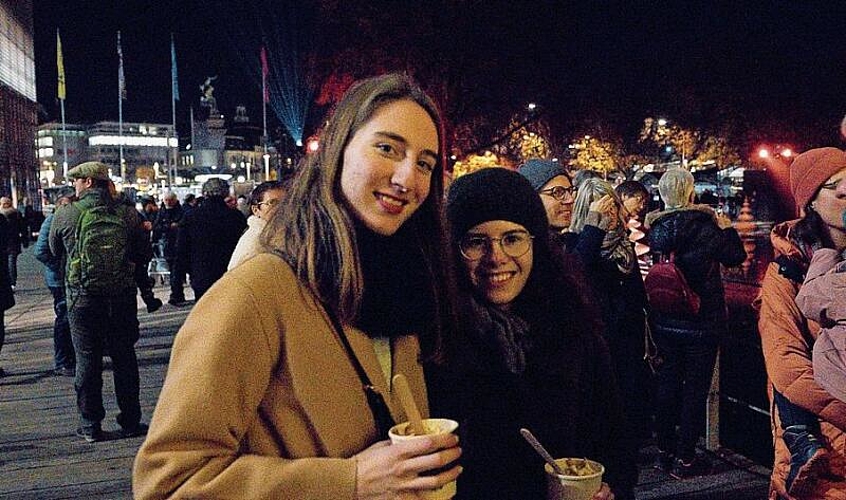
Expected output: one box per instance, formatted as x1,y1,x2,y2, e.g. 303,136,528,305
795,249,846,325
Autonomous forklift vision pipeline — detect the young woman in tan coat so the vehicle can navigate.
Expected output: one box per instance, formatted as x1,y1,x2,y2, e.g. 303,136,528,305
133,74,462,499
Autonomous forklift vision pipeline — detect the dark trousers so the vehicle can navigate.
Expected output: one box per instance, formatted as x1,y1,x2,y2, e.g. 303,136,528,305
49,286,74,369
166,257,185,301
6,253,17,286
0,310,5,359
68,294,141,429
773,388,820,432
654,327,719,461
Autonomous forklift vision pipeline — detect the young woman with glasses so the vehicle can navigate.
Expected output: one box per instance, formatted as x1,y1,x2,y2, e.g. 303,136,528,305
427,167,636,500
134,74,462,500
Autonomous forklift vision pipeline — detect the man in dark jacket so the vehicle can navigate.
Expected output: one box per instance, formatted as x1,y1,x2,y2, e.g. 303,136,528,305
645,167,746,478
176,178,246,301
49,161,151,443
152,192,186,305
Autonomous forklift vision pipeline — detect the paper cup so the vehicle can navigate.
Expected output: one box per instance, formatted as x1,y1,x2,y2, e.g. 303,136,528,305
544,458,604,500
388,418,459,500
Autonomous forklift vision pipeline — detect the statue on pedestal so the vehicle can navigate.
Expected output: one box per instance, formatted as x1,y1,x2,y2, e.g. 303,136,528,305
199,76,218,115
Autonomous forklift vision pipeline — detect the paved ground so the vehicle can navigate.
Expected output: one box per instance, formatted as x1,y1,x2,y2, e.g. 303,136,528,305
0,246,772,499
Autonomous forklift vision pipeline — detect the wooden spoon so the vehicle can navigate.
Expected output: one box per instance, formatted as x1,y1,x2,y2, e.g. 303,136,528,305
392,374,426,436
520,428,565,476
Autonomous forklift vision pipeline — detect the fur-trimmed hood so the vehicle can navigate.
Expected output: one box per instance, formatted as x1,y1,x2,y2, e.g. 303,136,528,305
644,204,716,229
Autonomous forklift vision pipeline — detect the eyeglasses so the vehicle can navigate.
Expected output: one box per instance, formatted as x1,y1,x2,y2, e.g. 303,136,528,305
538,185,575,201
256,198,280,208
820,179,844,191
459,230,534,261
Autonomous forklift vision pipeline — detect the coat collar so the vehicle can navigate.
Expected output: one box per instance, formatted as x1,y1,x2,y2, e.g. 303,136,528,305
644,204,715,229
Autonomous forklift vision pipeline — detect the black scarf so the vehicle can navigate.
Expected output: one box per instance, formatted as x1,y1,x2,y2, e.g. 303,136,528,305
353,221,432,338
467,296,533,375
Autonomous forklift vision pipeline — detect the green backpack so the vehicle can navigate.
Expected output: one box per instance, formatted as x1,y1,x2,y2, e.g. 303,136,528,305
66,203,135,295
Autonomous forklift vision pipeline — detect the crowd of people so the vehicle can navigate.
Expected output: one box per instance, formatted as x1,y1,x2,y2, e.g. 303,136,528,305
0,72,844,499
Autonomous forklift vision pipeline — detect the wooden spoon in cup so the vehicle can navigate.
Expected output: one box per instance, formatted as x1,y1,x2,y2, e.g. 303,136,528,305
392,374,426,436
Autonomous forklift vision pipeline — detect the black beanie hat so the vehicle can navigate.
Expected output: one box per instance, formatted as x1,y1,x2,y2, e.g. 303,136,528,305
446,168,549,241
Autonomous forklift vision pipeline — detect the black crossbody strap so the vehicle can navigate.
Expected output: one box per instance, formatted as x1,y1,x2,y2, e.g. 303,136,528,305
323,306,396,435
325,307,375,390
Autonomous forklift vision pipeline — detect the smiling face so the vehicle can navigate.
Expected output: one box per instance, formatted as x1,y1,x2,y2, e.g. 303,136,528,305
461,220,533,310
538,175,575,229
340,99,439,236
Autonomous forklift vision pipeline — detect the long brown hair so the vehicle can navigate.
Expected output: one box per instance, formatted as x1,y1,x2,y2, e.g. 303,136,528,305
263,73,456,358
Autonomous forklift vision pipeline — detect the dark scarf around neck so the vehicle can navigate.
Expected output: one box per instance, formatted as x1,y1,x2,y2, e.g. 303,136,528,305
353,221,433,339
467,296,532,375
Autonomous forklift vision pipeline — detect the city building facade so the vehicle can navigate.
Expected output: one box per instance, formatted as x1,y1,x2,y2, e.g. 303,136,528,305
0,0,39,208
37,121,177,190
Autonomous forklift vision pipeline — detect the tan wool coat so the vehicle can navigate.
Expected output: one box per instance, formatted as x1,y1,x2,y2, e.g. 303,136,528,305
133,253,429,499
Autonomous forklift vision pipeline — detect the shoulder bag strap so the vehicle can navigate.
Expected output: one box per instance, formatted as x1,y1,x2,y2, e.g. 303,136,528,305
323,306,396,435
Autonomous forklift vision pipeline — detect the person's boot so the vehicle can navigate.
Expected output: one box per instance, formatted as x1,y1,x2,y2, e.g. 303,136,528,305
782,425,829,497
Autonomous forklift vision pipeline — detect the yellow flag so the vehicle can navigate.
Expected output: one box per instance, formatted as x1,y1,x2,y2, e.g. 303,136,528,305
57,29,66,100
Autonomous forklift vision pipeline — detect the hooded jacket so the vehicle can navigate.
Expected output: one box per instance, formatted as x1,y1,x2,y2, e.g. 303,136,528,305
754,221,846,499
646,205,746,332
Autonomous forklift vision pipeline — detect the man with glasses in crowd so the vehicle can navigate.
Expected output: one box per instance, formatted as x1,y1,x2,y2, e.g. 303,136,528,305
518,159,578,240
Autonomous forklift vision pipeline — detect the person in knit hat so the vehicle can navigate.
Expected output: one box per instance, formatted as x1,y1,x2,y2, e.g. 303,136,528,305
518,158,576,231
757,147,846,498
430,167,635,500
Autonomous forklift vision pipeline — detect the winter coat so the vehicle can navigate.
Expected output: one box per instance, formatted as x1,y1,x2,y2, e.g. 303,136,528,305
645,205,746,334
33,213,63,288
0,215,13,311
428,304,635,500
755,221,846,499
795,248,846,404
175,196,246,296
0,207,27,254
48,188,150,299
133,254,430,499
227,215,266,271
562,224,648,354
560,223,652,445
151,204,183,260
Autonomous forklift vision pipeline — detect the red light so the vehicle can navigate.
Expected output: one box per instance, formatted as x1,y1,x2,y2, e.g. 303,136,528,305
781,148,793,158
758,148,770,159
307,139,319,153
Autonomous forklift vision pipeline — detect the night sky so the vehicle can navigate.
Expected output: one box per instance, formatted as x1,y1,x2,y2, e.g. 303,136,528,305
33,1,846,154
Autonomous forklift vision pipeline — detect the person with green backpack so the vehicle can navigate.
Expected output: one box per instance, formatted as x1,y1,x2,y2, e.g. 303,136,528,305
48,161,151,443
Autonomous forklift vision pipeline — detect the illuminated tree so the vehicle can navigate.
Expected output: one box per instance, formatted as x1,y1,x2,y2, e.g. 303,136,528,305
639,117,740,170
504,116,552,162
695,135,742,170
569,135,624,176
452,152,502,179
